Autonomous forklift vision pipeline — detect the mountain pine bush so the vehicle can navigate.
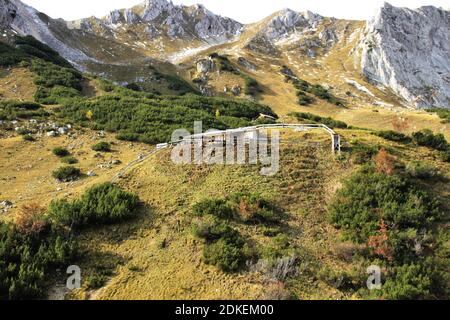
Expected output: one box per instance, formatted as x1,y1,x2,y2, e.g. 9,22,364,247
49,183,140,228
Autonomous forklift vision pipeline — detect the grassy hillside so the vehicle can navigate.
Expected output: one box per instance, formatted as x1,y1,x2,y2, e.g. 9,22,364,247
0,36,448,300
58,128,448,300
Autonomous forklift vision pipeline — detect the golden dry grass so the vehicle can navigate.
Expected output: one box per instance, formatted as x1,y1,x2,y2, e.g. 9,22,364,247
0,67,37,101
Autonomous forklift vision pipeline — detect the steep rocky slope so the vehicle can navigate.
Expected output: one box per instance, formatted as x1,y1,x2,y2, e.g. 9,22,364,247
359,3,450,109
0,0,92,67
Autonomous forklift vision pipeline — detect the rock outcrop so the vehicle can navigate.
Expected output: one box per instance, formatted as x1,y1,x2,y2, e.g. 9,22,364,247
245,9,339,57
0,0,92,66
85,0,243,41
360,3,450,109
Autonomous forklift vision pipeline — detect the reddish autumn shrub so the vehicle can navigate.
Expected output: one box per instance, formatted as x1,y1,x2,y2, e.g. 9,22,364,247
374,148,396,175
368,220,394,261
15,203,48,236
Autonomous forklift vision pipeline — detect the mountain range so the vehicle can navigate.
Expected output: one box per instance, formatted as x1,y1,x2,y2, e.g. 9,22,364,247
1,0,449,109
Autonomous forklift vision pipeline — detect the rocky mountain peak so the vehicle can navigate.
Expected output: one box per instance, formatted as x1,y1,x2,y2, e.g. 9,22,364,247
96,0,243,41
263,9,324,40
360,2,450,108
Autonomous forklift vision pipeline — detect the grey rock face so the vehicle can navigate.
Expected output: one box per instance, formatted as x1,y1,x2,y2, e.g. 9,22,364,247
264,9,323,41
0,0,92,66
245,9,337,57
360,3,450,109
91,0,243,41
196,58,215,73
0,0,17,27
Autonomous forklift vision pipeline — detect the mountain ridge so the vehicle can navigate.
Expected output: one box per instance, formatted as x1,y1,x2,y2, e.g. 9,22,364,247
0,0,449,109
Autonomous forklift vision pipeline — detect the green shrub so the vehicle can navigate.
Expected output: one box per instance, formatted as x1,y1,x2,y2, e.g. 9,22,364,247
56,94,276,144
193,216,247,272
429,108,450,123
52,147,70,157
261,226,282,237
229,192,281,224
376,131,412,143
262,234,292,260
84,274,108,290
290,112,348,129
349,142,381,164
193,220,241,243
243,76,263,96
48,183,140,228
15,35,73,68
0,36,72,69
412,129,448,151
17,128,32,135
192,199,235,220
61,156,78,164
406,162,439,179
92,141,111,152
116,132,139,142
203,238,246,272
22,134,35,141
377,259,448,300
297,91,314,106
0,100,47,120
0,220,76,299
329,166,441,243
439,150,450,162
211,54,239,74
52,166,82,182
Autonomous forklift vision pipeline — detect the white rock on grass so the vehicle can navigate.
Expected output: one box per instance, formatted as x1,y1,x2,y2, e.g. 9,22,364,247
87,171,96,177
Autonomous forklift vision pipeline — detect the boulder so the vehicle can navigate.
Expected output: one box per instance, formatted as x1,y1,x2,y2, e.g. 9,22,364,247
231,85,241,96
196,58,215,74
87,171,96,177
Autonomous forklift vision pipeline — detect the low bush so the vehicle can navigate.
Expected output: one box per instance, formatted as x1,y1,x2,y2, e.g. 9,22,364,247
374,258,448,300
243,76,263,96
52,147,70,157
329,166,441,244
297,91,314,106
84,274,108,290
376,130,412,143
229,192,282,224
61,156,78,164
203,237,246,272
412,129,448,151
262,234,293,260
52,166,81,182
0,100,47,120
92,141,111,152
17,128,32,135
48,183,140,228
22,134,35,141
429,108,450,123
349,142,381,164
283,68,343,106
439,150,450,162
0,216,76,299
57,94,275,144
290,112,348,129
406,162,439,179
193,219,241,243
192,199,235,220
193,218,247,272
